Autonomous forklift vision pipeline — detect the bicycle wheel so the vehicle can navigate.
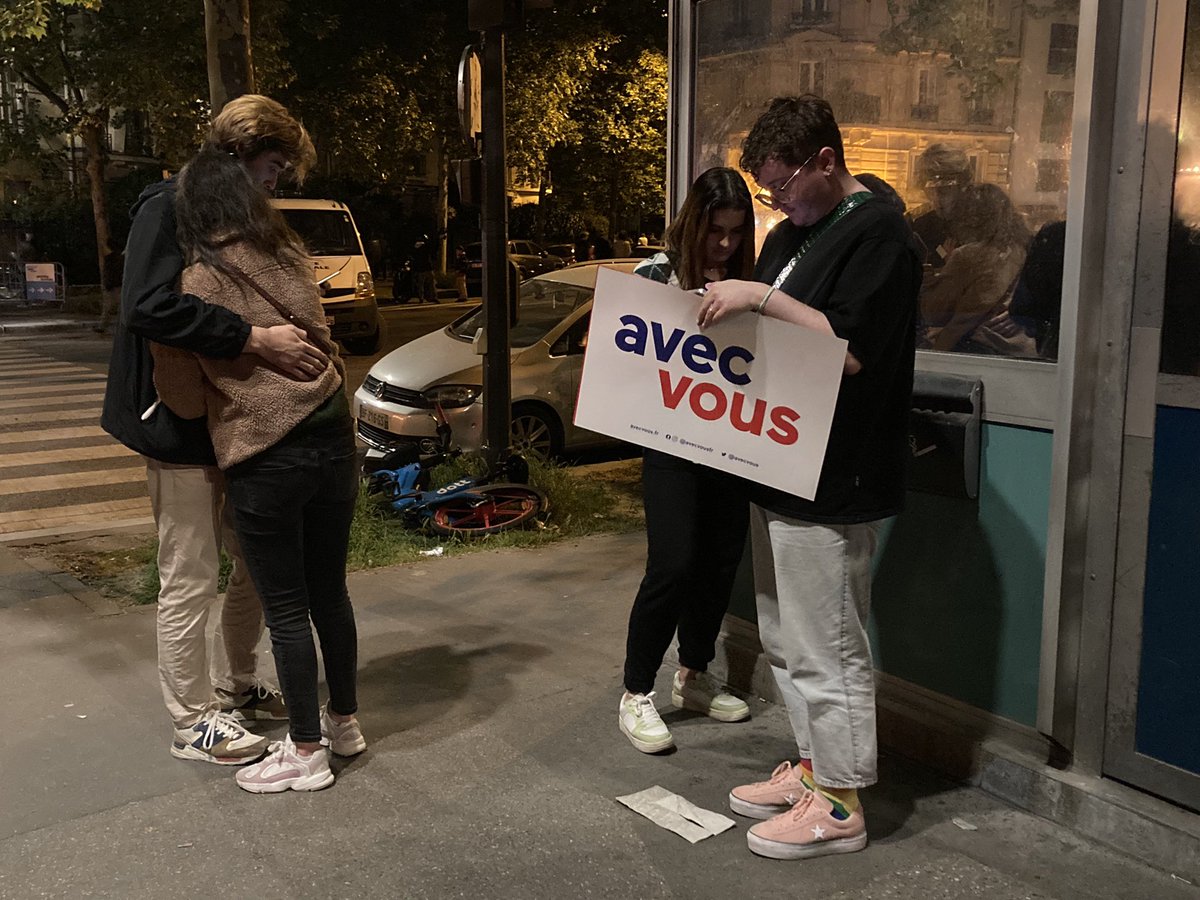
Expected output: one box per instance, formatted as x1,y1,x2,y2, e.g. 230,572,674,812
429,483,547,538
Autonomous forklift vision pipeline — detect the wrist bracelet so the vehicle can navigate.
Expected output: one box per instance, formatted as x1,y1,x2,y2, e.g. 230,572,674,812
755,286,775,315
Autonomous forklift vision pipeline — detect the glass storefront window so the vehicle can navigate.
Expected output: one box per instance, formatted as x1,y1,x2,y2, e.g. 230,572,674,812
1161,0,1200,377
693,0,1080,361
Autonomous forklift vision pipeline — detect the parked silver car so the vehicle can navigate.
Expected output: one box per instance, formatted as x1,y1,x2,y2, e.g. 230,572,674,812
352,260,638,459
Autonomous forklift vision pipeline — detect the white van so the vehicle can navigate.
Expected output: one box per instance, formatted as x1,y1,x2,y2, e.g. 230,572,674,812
271,198,381,354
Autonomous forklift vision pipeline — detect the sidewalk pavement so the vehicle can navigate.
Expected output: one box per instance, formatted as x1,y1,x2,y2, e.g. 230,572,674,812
0,534,1194,900
0,307,100,336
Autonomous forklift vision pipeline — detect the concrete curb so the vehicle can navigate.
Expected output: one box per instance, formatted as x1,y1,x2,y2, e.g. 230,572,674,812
0,543,123,617
0,318,101,336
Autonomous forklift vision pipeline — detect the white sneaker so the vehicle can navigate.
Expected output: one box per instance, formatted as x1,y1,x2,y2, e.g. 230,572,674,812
671,671,750,722
320,702,367,757
235,735,335,793
170,708,269,765
618,691,675,753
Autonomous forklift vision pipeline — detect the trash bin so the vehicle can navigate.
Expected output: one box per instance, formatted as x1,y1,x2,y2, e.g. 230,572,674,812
907,372,983,500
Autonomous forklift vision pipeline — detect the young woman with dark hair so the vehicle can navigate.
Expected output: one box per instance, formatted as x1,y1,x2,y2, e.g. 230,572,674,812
617,166,757,754
162,144,366,792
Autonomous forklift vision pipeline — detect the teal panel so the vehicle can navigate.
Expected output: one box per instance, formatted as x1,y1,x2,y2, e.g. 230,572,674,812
871,423,1051,726
727,423,1052,727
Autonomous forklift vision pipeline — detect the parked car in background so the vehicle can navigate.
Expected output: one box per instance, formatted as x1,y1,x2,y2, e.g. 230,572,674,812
272,198,381,354
353,259,637,460
629,243,667,259
544,243,577,266
463,240,565,296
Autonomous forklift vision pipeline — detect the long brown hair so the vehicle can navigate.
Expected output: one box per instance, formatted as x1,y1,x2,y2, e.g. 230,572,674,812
175,143,308,271
665,167,755,290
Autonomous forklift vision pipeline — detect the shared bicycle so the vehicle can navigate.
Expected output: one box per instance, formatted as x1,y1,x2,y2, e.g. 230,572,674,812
363,406,548,539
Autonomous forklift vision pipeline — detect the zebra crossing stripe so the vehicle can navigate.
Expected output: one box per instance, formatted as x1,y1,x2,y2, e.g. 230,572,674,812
0,467,147,495
1,381,107,398
0,393,106,411
0,444,137,469
1,408,102,426
0,425,107,445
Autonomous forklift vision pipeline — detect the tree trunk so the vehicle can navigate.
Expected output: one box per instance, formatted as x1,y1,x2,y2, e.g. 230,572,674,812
204,0,255,114
436,139,450,273
608,169,620,243
535,165,550,242
79,117,112,290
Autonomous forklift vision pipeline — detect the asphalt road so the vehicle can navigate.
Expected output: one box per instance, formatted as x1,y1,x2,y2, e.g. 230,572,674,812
0,302,472,540
0,300,634,541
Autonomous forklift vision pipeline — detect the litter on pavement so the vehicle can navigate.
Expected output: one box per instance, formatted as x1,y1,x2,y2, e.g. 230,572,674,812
616,785,736,844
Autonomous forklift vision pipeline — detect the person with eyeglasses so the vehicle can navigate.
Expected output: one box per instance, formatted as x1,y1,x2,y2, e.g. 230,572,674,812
696,95,921,861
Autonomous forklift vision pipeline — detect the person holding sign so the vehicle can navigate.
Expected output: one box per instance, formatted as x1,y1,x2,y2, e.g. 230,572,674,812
618,168,757,754
698,96,921,860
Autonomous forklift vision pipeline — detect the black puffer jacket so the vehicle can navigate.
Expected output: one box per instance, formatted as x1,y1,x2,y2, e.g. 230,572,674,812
100,180,251,465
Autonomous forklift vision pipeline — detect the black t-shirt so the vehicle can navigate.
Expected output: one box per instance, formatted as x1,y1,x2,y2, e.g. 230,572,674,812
751,197,921,523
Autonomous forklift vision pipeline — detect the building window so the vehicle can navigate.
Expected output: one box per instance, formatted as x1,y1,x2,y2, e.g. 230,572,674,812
0,69,21,126
916,69,933,106
966,95,994,125
1047,23,1078,76
122,110,152,157
1036,158,1069,192
798,60,825,95
912,69,938,120
1040,90,1074,144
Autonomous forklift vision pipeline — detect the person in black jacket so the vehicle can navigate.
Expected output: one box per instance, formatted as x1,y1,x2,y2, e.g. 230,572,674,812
699,96,920,862
100,95,326,766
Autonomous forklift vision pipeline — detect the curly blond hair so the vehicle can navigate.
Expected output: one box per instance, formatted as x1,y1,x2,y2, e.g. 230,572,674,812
208,95,316,182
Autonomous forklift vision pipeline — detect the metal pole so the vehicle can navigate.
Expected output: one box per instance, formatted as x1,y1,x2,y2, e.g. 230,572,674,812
480,26,511,467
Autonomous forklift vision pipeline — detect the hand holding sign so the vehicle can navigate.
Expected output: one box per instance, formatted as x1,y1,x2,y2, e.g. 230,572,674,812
575,268,846,500
695,278,767,328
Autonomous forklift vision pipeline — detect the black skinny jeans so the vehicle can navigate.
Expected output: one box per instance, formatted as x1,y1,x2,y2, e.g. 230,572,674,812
623,448,750,695
225,419,359,744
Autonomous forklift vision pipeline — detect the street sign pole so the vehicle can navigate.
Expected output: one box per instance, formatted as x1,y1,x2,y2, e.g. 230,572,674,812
480,26,511,467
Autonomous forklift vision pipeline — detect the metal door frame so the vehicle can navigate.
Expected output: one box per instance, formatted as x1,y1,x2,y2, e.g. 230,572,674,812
1102,0,1200,812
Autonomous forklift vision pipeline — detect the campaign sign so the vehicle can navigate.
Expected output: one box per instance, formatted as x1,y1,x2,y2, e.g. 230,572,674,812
575,267,847,500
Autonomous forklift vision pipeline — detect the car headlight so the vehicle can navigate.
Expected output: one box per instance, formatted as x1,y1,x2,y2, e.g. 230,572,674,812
421,384,482,408
356,270,375,300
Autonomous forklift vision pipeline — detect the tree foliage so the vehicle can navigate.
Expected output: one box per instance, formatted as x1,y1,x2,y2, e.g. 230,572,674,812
275,1,469,184
551,47,667,228
879,0,1014,101
508,0,668,231
0,0,98,40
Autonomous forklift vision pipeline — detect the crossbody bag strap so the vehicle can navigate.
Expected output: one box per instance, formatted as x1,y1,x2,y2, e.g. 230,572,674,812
221,261,336,357
771,191,875,290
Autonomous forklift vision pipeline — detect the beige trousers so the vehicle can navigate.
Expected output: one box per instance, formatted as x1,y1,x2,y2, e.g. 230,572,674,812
145,458,265,728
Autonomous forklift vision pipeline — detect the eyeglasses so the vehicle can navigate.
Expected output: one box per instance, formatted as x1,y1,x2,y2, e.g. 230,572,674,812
753,150,819,209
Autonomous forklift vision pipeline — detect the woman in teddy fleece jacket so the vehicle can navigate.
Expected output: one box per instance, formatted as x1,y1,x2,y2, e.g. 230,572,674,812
165,144,367,794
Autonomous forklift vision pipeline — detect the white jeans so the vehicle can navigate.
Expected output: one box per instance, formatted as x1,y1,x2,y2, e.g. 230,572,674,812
750,504,881,789
145,459,265,728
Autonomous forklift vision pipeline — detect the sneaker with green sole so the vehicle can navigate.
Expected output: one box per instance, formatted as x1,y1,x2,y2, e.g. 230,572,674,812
671,671,750,722
618,691,675,753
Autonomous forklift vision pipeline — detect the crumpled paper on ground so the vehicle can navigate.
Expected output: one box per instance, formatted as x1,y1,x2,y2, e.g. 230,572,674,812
616,785,737,843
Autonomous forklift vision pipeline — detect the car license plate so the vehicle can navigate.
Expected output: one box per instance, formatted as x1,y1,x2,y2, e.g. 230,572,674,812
358,404,389,431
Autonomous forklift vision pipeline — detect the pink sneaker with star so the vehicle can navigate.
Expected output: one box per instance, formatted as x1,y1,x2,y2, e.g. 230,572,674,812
728,760,812,819
746,790,867,860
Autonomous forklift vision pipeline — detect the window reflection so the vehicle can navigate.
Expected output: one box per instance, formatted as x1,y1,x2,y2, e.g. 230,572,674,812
1162,0,1200,376
694,0,1079,361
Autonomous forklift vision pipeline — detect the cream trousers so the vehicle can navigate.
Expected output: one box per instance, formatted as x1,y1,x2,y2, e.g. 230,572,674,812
145,458,265,728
